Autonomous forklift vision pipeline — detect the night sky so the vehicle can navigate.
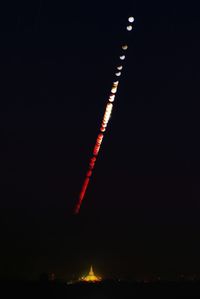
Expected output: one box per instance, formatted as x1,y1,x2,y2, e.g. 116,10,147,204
1,1,200,280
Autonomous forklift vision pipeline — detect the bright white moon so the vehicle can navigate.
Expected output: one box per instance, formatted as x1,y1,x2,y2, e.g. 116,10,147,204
128,17,134,23
120,55,125,60
115,72,121,77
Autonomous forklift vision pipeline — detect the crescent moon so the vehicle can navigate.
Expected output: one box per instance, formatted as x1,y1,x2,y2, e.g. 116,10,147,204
111,87,117,93
117,66,123,70
113,81,119,87
109,95,115,102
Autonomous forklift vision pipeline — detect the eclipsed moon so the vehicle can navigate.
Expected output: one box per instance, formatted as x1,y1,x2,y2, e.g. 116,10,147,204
111,87,117,93
113,81,119,86
117,66,123,70
122,45,128,50
109,95,115,102
127,25,132,31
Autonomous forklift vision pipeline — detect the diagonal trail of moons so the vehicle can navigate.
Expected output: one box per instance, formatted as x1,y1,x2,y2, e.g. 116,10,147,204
74,16,134,214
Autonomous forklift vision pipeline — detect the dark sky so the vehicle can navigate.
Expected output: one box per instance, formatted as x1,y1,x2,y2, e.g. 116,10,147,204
1,0,200,280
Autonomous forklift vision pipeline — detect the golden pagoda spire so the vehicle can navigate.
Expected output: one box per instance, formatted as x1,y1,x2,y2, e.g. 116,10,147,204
81,265,101,282
89,265,94,276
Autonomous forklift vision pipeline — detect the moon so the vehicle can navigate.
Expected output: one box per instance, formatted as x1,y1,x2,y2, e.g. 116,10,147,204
117,66,123,70
120,55,125,60
122,45,128,50
127,25,132,31
115,72,121,77
128,17,134,23
109,95,115,102
111,87,117,93
113,81,119,86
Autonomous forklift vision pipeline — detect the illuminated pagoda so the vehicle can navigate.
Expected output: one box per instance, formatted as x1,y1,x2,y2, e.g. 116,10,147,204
80,265,101,282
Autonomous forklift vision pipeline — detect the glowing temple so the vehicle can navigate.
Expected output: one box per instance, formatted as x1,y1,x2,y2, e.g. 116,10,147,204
80,265,101,282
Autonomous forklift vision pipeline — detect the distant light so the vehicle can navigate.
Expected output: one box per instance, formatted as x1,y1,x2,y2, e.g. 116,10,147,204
128,16,134,23
127,25,133,31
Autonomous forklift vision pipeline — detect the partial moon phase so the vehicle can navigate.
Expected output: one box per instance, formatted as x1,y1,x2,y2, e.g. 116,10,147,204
109,95,115,102
117,66,123,70
115,72,121,77
122,45,128,50
128,17,134,23
113,81,119,86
